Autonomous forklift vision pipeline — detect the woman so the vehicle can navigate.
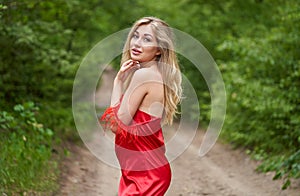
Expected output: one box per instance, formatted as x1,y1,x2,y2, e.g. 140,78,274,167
100,16,182,196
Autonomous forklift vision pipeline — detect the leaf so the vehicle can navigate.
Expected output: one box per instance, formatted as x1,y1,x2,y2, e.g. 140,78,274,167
273,171,283,180
282,179,291,190
13,105,24,112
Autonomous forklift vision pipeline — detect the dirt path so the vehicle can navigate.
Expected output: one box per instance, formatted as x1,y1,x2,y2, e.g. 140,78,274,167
59,68,300,196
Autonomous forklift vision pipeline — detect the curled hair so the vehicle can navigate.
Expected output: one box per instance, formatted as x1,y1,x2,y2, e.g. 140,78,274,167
121,16,182,125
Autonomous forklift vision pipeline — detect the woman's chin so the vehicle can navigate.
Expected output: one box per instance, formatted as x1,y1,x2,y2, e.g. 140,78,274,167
130,56,141,62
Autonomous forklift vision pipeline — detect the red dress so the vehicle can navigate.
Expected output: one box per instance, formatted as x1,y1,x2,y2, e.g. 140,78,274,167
100,103,171,196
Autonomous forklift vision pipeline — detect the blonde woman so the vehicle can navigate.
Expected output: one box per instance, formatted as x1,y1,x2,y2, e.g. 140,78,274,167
100,16,182,195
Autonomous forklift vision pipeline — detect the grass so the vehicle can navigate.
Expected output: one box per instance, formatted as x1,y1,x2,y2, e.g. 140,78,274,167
0,102,62,195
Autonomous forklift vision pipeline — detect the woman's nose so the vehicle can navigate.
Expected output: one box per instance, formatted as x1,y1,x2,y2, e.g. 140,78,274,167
133,38,142,47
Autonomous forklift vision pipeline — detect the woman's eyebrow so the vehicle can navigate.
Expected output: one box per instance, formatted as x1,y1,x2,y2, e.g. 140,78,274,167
134,30,153,38
144,33,153,38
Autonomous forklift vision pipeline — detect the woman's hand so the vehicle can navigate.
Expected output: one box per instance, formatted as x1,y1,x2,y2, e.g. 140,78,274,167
116,59,140,82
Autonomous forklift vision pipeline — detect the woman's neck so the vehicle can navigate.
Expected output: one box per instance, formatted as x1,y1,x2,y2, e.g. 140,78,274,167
140,61,158,69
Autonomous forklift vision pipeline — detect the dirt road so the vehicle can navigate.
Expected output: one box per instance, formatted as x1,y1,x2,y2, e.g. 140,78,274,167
59,67,300,196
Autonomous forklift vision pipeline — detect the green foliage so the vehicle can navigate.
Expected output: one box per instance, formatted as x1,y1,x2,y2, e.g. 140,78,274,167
0,102,57,194
256,150,300,190
0,1,78,107
215,0,300,188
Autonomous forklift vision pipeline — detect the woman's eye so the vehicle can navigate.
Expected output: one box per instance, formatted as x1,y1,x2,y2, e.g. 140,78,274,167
144,37,151,42
132,34,139,39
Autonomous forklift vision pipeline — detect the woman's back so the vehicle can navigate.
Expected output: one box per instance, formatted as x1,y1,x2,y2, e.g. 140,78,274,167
134,66,164,118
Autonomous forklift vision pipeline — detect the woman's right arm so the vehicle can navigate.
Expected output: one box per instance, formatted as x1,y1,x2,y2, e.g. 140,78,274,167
110,78,123,107
110,59,140,107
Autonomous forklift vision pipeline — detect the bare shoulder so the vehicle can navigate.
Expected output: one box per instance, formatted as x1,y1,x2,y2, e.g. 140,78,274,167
132,68,149,79
132,67,162,82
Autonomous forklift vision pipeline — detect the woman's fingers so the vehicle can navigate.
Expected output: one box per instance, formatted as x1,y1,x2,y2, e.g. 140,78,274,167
117,60,140,81
122,60,139,72
121,60,133,71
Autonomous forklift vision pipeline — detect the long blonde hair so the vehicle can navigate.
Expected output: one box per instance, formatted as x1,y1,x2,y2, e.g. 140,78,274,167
121,16,182,125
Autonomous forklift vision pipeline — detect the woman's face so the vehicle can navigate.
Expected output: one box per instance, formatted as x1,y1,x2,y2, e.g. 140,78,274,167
130,24,161,63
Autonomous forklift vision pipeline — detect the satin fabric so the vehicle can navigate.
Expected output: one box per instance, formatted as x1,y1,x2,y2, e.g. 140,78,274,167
100,104,171,196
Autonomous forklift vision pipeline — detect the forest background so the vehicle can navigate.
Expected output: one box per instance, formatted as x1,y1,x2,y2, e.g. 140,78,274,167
0,0,299,194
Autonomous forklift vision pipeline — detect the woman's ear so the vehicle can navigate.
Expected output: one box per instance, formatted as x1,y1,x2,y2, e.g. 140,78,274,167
156,48,161,56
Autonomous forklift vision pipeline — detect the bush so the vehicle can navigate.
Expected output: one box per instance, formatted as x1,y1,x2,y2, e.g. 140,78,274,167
217,0,300,188
0,102,58,194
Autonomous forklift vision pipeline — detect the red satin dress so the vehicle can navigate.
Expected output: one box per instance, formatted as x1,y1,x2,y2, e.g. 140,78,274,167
100,103,171,196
